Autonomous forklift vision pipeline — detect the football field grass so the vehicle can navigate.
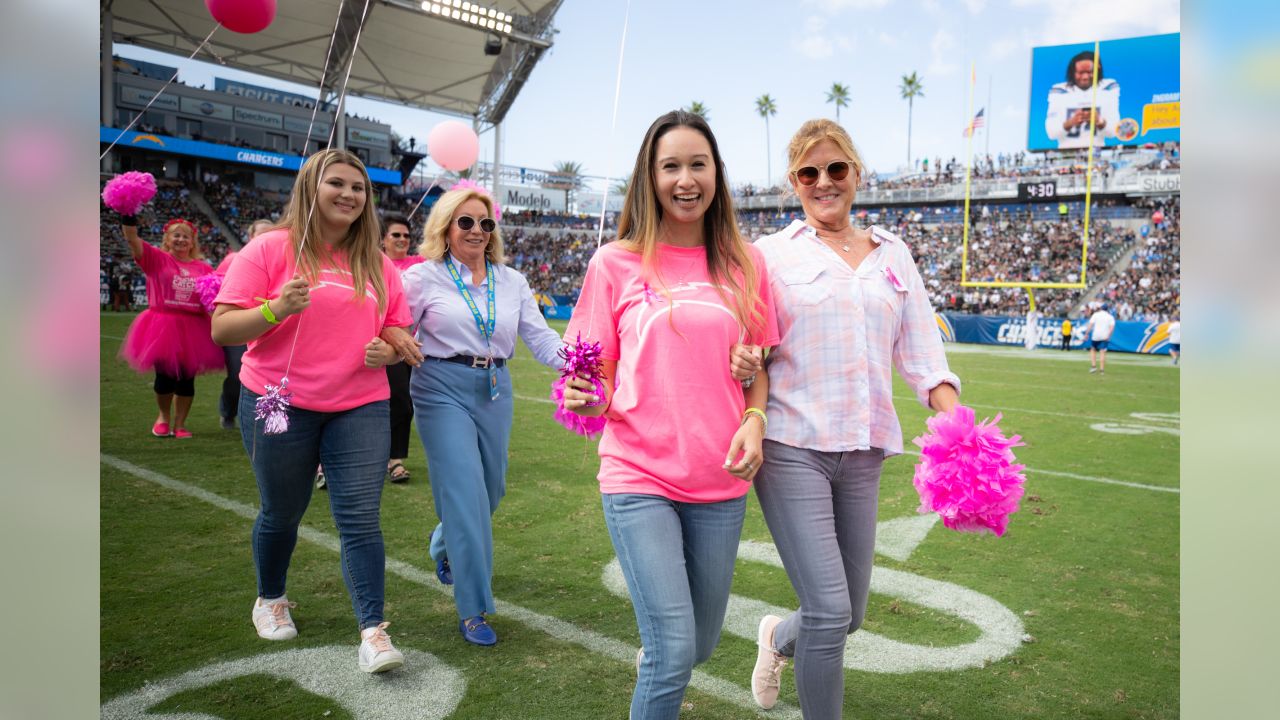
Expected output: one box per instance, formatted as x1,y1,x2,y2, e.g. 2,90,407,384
100,312,1179,719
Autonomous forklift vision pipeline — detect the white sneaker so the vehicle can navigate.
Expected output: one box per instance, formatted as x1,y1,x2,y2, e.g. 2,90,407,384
1089,366,1098,373
358,622,405,673
751,615,788,709
252,596,298,640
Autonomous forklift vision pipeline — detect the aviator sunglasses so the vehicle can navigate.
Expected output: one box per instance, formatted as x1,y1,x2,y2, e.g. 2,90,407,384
456,215,496,233
792,160,854,186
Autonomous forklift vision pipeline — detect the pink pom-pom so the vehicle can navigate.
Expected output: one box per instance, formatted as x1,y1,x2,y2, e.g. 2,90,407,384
102,171,157,215
911,405,1026,537
448,179,502,221
255,377,292,435
194,273,222,313
551,376,607,439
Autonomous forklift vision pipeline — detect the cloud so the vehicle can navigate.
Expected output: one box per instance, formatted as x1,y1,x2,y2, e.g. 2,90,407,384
928,28,959,77
964,0,988,13
987,30,1033,61
791,15,854,60
878,30,898,47
801,0,891,12
1013,0,1179,43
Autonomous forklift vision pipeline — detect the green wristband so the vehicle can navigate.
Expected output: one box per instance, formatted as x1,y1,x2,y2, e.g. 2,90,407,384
259,300,281,325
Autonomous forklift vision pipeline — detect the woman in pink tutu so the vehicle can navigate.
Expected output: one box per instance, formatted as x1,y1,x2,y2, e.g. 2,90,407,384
120,216,224,439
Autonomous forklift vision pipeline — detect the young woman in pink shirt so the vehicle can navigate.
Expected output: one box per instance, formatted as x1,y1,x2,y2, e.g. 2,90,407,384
562,110,779,719
211,149,412,674
119,216,224,439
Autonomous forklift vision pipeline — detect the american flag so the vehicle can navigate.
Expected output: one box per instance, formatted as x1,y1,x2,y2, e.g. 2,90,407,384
962,108,985,137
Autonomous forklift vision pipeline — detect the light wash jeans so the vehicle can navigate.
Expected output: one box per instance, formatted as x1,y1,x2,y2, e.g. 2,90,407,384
602,492,746,720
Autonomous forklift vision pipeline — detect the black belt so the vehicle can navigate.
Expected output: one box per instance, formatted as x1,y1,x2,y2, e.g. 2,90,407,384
432,355,505,368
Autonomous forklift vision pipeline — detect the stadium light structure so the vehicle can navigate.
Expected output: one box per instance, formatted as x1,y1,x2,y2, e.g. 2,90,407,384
409,0,550,47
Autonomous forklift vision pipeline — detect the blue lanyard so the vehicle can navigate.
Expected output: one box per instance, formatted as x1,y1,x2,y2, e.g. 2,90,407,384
445,253,495,346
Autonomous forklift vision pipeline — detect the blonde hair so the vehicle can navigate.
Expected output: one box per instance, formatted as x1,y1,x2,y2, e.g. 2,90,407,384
418,189,506,264
247,219,275,239
617,110,763,337
161,220,204,261
278,149,388,311
786,118,865,183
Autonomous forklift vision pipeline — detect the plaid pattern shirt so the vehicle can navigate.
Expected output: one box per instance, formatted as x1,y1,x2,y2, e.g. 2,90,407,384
755,221,960,456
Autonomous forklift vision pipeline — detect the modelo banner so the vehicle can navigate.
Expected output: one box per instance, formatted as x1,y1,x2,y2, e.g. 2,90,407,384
936,313,1175,355
1026,33,1180,151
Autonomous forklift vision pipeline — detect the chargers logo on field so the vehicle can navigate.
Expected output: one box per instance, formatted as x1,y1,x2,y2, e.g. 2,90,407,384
130,134,165,147
1138,322,1170,354
934,313,955,342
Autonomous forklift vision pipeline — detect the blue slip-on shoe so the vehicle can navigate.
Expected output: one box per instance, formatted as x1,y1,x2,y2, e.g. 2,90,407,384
436,558,453,585
459,615,497,646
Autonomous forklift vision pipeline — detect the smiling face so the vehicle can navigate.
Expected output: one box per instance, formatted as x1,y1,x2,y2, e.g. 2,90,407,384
791,139,857,229
1072,59,1095,90
315,162,367,238
446,198,493,268
163,223,196,260
652,126,716,229
382,221,412,259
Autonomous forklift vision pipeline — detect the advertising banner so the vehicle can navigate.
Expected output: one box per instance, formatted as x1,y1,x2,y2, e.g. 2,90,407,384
1026,33,1180,151
99,126,401,185
937,313,1174,355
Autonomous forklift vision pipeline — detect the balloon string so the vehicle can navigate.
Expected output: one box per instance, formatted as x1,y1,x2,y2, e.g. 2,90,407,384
99,23,222,159
304,0,348,148
279,0,374,383
406,177,442,218
594,0,632,250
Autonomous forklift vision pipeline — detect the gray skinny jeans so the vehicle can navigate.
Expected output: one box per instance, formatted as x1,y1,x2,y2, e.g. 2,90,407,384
754,440,884,719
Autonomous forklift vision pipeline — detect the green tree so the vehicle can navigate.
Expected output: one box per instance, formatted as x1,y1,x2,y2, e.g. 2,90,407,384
899,71,925,167
685,101,709,121
755,94,778,185
549,160,584,211
612,173,630,198
826,82,850,123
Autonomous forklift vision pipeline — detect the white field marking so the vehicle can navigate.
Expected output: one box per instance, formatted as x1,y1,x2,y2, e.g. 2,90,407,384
875,514,940,562
1091,411,1182,437
101,646,464,720
603,538,1025,674
100,455,802,720
102,334,125,341
890,394,1139,423
943,343,1177,367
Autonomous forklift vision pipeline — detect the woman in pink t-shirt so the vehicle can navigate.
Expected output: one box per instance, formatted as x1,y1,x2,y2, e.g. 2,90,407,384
211,149,412,675
119,216,224,439
562,110,779,719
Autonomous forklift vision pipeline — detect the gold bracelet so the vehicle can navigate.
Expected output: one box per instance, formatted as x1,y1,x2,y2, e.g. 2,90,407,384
259,300,281,325
742,407,767,432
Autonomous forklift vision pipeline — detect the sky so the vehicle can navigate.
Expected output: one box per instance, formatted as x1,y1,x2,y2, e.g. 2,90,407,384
112,0,1180,190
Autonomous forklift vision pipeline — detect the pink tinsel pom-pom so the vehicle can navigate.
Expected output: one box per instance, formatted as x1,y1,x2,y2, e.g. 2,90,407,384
912,405,1026,537
194,273,223,313
102,171,157,216
255,377,293,435
551,376,607,439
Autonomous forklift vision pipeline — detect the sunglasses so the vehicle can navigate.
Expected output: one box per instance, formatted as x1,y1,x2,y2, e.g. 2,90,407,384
456,215,496,233
792,160,854,186
387,232,411,239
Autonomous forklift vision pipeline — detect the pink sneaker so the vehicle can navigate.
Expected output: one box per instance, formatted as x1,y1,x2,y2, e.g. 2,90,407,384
174,428,193,439
152,421,171,437
752,615,788,709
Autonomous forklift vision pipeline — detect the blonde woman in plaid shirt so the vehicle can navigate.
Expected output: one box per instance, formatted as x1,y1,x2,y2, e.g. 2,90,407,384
734,119,961,717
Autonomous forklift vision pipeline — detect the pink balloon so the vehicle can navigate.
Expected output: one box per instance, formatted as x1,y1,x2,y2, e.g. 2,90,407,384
205,0,277,34
428,120,480,172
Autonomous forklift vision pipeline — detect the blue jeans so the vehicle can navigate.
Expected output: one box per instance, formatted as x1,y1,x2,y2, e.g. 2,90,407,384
239,388,390,631
602,492,746,720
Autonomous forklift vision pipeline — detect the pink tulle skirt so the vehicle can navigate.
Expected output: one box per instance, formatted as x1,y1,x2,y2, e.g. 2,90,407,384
120,309,224,377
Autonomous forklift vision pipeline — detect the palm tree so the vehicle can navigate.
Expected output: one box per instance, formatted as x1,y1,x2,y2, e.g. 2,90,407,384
612,173,630,197
550,160,584,211
826,82,850,123
899,71,925,168
755,94,778,185
685,101,709,121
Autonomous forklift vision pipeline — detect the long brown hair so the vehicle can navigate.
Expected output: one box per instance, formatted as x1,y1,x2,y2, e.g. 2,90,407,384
616,110,763,336
279,149,388,311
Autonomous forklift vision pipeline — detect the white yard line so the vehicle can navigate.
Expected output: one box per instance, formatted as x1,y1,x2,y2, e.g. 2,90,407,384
100,454,803,720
